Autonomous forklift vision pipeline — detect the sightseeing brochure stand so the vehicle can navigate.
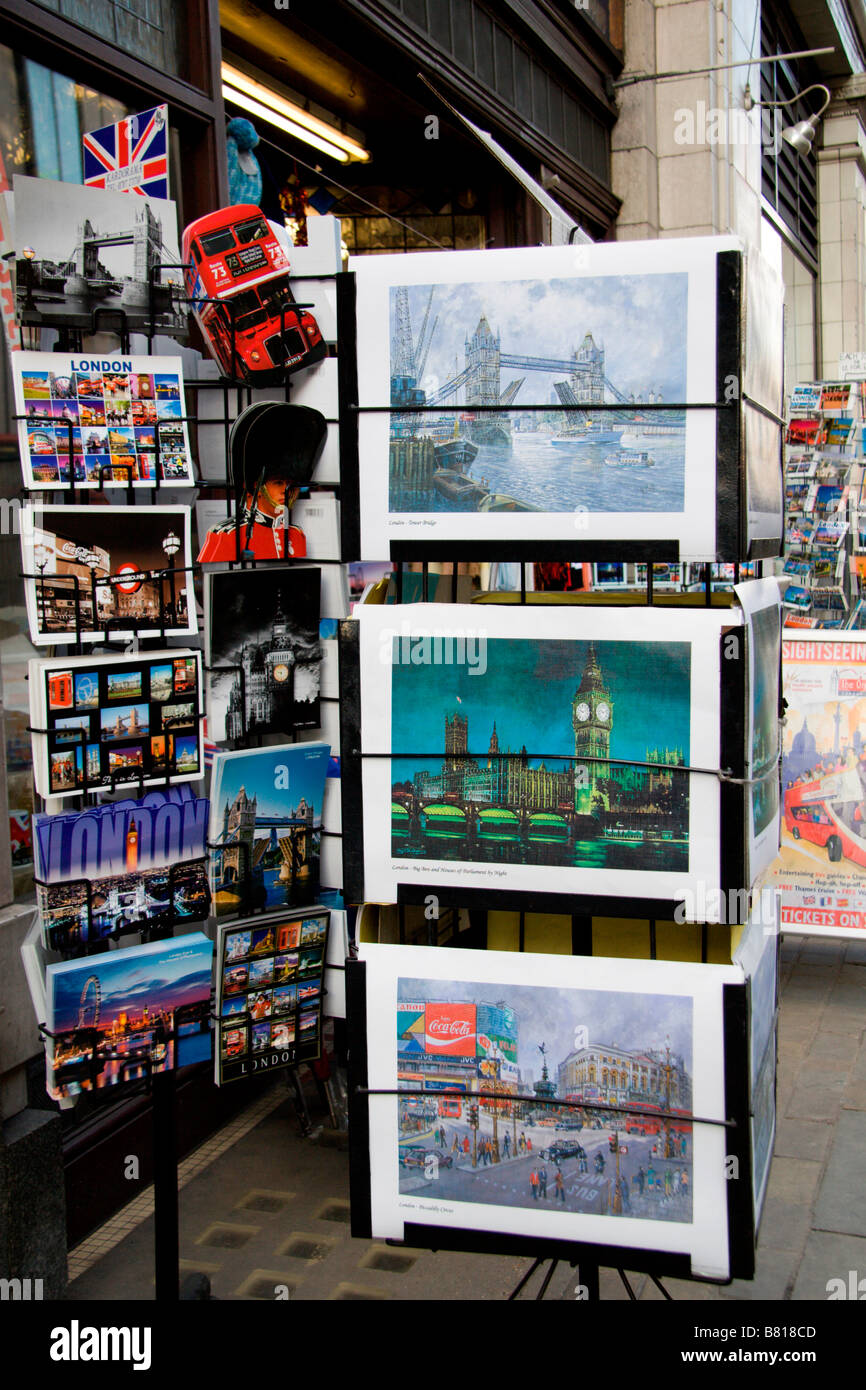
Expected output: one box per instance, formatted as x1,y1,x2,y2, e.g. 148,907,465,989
17,183,348,1299
338,235,786,1295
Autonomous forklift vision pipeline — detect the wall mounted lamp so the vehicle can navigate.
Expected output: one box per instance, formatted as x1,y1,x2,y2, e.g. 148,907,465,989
743,83,832,156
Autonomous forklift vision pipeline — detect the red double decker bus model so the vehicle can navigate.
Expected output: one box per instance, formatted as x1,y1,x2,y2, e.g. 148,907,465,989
182,204,326,384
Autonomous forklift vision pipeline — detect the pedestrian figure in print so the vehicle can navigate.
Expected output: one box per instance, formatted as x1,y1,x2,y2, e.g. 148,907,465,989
520,1132,526,1153
680,1134,687,1158
647,1163,655,1190
594,1152,605,1175
637,1165,646,1195
503,1132,511,1159
664,1169,672,1196
554,1168,565,1203
539,1165,548,1198
463,1135,470,1156
673,1169,681,1194
530,1167,539,1200
680,1168,689,1194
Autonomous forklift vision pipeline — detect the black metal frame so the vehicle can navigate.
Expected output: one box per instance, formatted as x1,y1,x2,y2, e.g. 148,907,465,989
346,958,754,1284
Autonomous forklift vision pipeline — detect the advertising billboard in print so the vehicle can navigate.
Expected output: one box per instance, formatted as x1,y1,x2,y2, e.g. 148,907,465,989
775,635,866,938
424,1001,476,1057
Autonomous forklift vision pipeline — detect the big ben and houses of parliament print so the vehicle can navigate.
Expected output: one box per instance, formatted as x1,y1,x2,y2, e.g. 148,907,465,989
389,637,689,872
353,604,734,908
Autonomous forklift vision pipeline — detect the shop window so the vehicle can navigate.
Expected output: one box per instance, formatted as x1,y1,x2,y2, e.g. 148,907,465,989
340,209,486,255
0,44,128,183
760,1,819,263
31,0,188,79
380,0,610,185
781,239,817,400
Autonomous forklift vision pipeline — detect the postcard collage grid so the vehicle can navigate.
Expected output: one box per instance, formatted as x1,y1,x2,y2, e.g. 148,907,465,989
14,165,346,1113
216,910,329,1084
340,238,789,1284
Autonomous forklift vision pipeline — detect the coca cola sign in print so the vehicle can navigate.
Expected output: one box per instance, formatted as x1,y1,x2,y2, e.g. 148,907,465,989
424,1002,476,1056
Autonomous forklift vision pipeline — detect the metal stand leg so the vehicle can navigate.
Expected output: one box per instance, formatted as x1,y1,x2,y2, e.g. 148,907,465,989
579,1263,600,1300
288,1067,315,1136
152,1069,179,1302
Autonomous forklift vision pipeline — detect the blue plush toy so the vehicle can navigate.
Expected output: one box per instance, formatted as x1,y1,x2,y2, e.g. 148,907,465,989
226,117,263,206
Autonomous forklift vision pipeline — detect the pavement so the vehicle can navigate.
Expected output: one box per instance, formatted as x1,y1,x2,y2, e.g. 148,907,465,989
64,933,866,1302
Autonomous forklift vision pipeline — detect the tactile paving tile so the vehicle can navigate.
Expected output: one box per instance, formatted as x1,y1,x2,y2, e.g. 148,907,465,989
360,1247,418,1274
195,1222,259,1249
277,1233,338,1261
330,1282,391,1300
234,1270,300,1300
235,1189,296,1214
315,1198,352,1223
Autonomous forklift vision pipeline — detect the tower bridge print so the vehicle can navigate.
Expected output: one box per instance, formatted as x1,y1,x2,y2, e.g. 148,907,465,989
391,638,692,873
389,271,689,516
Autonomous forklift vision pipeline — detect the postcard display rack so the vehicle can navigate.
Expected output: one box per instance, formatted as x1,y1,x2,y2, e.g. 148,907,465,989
338,237,786,1292
14,181,349,1300
783,379,866,629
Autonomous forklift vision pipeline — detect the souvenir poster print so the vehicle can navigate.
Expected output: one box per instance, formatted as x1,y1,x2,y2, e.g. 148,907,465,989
34,788,210,950
360,944,738,1279
21,505,195,644
45,933,212,1101
208,743,330,917
351,239,733,558
13,175,184,334
215,909,327,1084
30,650,203,800
776,636,866,937
205,567,322,743
12,351,194,488
735,579,783,883
358,604,727,909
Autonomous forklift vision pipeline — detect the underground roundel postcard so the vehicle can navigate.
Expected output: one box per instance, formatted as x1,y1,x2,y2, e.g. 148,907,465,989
352,944,742,1281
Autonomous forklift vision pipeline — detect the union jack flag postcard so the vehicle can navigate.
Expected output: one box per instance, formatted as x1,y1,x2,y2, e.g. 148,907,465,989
83,105,169,200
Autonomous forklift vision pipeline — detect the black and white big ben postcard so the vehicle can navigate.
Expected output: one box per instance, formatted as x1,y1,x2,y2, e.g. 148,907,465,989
204,567,322,743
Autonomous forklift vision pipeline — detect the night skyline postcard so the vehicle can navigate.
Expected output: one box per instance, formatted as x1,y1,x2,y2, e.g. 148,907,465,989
47,933,212,1097
390,636,692,875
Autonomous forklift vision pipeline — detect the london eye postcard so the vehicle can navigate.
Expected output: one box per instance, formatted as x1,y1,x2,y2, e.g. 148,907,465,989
351,239,745,559
358,944,740,1279
356,604,729,909
45,932,212,1101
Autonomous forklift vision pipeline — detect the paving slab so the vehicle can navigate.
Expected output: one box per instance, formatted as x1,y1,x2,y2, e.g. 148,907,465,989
791,1231,866,1300
812,1109,866,1238
771,1118,834,1163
